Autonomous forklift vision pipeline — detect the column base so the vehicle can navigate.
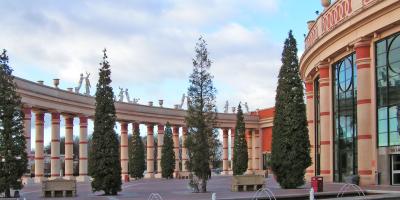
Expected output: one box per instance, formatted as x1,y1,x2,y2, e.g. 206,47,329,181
76,175,90,182
22,177,34,185
154,173,162,178
222,170,230,175
63,176,75,180
145,173,154,179
359,174,375,186
245,170,255,175
34,176,45,183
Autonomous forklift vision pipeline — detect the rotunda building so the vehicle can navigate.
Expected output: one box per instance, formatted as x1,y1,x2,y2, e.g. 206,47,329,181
300,0,400,185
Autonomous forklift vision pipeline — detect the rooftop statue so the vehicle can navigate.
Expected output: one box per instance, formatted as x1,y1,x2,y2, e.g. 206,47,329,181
84,72,91,96
232,107,236,113
224,101,229,113
179,93,186,109
74,73,84,93
244,102,249,113
125,88,131,103
132,98,140,104
118,87,124,102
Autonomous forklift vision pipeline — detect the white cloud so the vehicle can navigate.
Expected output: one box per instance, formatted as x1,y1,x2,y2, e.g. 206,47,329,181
1,0,281,111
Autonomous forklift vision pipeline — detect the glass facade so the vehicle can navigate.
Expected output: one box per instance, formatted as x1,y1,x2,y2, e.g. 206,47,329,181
333,53,358,182
376,33,400,147
314,77,321,176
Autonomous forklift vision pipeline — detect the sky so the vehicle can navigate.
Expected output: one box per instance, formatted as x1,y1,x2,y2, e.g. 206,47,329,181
0,0,323,148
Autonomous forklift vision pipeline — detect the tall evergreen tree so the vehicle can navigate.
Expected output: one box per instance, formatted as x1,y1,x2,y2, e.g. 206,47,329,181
0,50,28,197
185,37,217,193
128,124,145,179
271,31,311,189
89,49,121,195
233,103,248,175
161,122,175,179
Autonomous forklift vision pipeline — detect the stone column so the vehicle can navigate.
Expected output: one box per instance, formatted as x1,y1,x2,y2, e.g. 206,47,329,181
23,107,32,168
51,112,61,178
253,129,260,173
146,123,154,178
172,126,180,177
64,115,74,179
319,61,332,181
355,38,375,185
222,128,229,175
305,80,315,179
77,116,89,182
120,122,129,181
34,111,45,183
230,128,235,172
157,124,164,176
246,128,253,173
182,127,188,173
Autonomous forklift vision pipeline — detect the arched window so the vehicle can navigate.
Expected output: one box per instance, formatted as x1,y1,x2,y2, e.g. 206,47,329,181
376,33,400,147
333,53,358,182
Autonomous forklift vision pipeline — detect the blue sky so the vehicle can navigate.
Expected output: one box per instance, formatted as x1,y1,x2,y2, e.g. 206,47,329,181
0,0,323,148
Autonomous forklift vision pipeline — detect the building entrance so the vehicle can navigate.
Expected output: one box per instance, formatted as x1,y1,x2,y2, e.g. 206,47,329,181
392,154,400,185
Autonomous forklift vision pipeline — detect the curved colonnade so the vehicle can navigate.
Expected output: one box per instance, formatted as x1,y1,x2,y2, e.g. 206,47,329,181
15,77,264,183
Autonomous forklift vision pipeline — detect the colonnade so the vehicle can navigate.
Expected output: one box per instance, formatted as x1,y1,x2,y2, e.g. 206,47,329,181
23,106,262,183
23,107,89,183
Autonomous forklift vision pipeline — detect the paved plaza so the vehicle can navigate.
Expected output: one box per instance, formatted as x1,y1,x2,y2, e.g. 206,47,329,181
17,175,400,200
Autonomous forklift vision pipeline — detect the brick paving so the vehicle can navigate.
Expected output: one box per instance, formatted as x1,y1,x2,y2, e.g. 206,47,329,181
17,175,400,200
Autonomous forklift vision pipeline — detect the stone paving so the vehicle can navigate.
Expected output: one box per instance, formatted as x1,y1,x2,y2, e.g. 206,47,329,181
17,175,400,200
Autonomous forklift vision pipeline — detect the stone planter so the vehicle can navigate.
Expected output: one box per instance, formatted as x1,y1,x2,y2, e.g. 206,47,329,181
231,175,265,192
321,0,331,8
53,78,60,88
307,20,316,30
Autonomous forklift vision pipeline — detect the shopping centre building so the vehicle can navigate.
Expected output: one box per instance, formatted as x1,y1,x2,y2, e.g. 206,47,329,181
301,0,400,185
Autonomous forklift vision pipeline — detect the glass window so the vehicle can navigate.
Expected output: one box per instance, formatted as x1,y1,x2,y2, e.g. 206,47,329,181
376,33,400,147
334,53,357,182
314,77,321,176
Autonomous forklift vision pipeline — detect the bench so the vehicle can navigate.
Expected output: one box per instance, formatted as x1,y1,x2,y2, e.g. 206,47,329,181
42,178,77,197
231,175,265,192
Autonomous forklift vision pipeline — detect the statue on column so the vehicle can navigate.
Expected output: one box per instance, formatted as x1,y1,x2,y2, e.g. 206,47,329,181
224,101,229,113
125,88,131,103
179,93,186,109
118,87,124,102
84,72,91,96
244,102,249,113
74,73,84,93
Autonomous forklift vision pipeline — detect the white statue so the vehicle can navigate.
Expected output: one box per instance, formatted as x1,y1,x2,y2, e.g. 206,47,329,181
244,102,249,113
232,107,236,113
179,93,186,109
84,72,91,96
125,88,131,102
224,101,229,113
118,87,124,102
75,73,84,93
132,98,140,104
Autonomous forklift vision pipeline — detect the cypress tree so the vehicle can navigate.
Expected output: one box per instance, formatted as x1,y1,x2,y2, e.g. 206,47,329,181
233,103,248,175
0,50,28,198
161,122,175,179
89,49,121,195
128,124,145,179
185,36,217,193
271,31,311,189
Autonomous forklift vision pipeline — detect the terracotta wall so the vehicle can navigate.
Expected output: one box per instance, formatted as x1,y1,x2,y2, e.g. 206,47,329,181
262,127,273,153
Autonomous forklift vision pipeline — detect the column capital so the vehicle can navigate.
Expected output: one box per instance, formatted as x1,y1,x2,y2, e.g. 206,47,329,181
354,37,372,49
157,124,164,133
172,125,180,135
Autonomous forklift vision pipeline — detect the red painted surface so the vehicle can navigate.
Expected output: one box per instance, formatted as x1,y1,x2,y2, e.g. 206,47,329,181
262,127,273,153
